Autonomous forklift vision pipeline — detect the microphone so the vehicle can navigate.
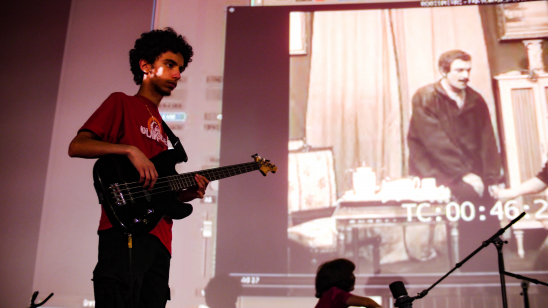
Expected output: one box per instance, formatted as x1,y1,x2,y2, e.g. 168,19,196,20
389,281,414,308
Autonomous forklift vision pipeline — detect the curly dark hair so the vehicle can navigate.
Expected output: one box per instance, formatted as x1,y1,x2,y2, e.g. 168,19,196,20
315,258,356,298
129,27,194,85
438,50,471,74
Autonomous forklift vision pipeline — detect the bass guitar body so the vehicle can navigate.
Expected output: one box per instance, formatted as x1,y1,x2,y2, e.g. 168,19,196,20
93,150,191,236
92,150,277,235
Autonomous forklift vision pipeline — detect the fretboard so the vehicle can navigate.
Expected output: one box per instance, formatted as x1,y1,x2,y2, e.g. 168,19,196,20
166,162,260,191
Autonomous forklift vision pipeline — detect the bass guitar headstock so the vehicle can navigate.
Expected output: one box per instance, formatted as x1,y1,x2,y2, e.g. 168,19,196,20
252,154,277,176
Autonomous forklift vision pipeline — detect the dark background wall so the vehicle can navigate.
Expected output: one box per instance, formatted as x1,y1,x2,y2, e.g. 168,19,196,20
0,2,71,308
0,1,154,307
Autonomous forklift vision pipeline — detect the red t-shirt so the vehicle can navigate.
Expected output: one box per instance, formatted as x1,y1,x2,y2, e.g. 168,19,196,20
315,287,352,308
80,92,174,253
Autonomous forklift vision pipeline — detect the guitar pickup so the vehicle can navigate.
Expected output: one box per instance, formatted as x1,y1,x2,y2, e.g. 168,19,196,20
109,183,127,206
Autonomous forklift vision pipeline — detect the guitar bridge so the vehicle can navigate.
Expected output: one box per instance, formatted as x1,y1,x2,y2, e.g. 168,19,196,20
109,183,127,206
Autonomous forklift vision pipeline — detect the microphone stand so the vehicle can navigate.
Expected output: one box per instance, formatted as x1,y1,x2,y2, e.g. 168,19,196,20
395,212,548,308
520,280,530,308
404,212,530,306
504,271,548,288
489,235,548,308
492,236,508,308
29,291,54,308
504,271,548,308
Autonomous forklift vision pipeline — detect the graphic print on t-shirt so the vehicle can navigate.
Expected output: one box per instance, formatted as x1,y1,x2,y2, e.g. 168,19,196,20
140,116,168,147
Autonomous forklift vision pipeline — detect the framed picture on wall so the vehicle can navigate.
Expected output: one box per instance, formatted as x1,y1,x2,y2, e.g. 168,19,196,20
497,1,548,40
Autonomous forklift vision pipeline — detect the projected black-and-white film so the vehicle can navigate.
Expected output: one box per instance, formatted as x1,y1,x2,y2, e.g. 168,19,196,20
218,1,548,302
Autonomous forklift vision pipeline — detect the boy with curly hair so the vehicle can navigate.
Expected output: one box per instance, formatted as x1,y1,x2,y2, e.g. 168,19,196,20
69,27,209,308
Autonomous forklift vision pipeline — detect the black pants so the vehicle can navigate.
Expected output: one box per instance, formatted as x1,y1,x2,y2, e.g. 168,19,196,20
93,228,171,308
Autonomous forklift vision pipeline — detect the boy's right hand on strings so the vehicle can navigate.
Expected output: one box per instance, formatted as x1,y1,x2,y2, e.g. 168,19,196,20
127,146,158,190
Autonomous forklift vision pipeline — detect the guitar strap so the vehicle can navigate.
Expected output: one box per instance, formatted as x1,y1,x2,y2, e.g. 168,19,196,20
161,121,188,163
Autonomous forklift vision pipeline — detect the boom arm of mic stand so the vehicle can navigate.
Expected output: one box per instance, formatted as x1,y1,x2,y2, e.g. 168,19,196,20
410,212,526,299
504,271,548,287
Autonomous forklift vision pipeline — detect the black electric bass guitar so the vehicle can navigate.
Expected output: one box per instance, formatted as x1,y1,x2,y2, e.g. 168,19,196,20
93,150,277,235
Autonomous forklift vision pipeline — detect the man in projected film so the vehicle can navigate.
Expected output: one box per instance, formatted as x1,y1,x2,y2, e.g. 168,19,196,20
407,49,502,272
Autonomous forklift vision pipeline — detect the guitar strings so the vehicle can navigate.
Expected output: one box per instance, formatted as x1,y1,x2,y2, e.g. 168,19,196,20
117,170,241,201
116,161,259,188
109,163,261,202
114,176,201,202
